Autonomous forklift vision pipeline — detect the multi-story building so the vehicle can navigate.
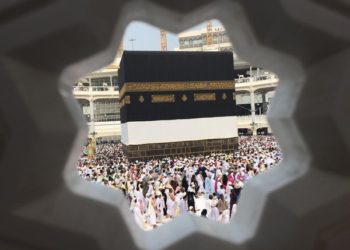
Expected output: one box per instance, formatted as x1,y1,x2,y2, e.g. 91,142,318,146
73,58,121,141
178,26,232,50
176,24,250,70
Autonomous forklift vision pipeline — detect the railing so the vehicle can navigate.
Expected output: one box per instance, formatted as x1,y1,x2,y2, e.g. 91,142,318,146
235,74,278,83
73,74,277,92
72,86,119,92
236,115,267,123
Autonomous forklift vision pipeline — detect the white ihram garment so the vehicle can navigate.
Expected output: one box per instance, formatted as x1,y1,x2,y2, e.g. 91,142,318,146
133,205,145,229
148,202,156,226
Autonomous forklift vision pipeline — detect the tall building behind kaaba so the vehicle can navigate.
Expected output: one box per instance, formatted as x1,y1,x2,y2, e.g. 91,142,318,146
118,51,238,161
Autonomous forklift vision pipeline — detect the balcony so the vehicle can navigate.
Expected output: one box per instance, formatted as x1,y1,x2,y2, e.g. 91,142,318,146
73,86,119,99
235,73,278,92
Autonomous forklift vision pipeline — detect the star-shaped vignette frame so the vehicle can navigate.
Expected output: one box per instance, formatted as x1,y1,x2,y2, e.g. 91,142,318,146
0,0,349,249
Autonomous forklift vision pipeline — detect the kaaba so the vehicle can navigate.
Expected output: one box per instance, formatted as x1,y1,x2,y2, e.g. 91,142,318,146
118,51,238,161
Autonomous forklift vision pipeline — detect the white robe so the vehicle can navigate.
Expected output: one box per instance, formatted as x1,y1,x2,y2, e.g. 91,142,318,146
230,204,237,220
205,199,212,217
197,174,205,193
210,178,216,195
167,197,176,217
176,193,186,214
133,206,145,229
220,210,230,223
148,202,157,226
209,207,220,222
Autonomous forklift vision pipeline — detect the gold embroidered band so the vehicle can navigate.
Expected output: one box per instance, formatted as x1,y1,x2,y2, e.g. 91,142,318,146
119,80,235,99
120,95,130,107
151,94,175,103
194,93,216,102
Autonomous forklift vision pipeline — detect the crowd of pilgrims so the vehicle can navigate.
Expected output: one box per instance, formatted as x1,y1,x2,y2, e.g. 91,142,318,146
77,136,281,230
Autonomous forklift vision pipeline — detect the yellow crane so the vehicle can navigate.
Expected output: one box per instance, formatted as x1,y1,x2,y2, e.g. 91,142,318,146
160,29,167,51
117,40,124,57
206,21,213,46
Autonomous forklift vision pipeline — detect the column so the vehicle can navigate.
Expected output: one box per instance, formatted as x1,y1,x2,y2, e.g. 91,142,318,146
89,99,95,137
88,77,92,92
250,88,257,135
262,92,267,114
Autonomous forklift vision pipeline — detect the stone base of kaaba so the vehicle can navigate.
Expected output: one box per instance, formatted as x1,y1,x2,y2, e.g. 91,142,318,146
123,137,238,161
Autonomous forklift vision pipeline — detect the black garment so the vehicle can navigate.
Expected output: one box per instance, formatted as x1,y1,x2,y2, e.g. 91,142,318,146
196,166,206,177
107,167,114,176
222,174,228,187
182,176,188,192
201,169,207,181
142,178,149,197
233,188,241,200
121,188,126,197
191,175,199,193
229,191,237,216
201,209,208,218
161,190,167,216
187,191,196,211
170,179,178,191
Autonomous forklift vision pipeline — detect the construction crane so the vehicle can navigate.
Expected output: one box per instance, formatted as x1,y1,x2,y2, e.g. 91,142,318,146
117,40,124,58
206,21,213,46
160,29,168,51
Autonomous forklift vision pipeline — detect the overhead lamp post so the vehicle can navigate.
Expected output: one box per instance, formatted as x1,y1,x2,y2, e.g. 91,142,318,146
129,38,136,50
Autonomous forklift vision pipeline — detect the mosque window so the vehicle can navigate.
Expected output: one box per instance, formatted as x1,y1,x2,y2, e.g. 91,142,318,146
91,77,111,90
94,99,120,122
76,99,91,122
112,76,118,88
